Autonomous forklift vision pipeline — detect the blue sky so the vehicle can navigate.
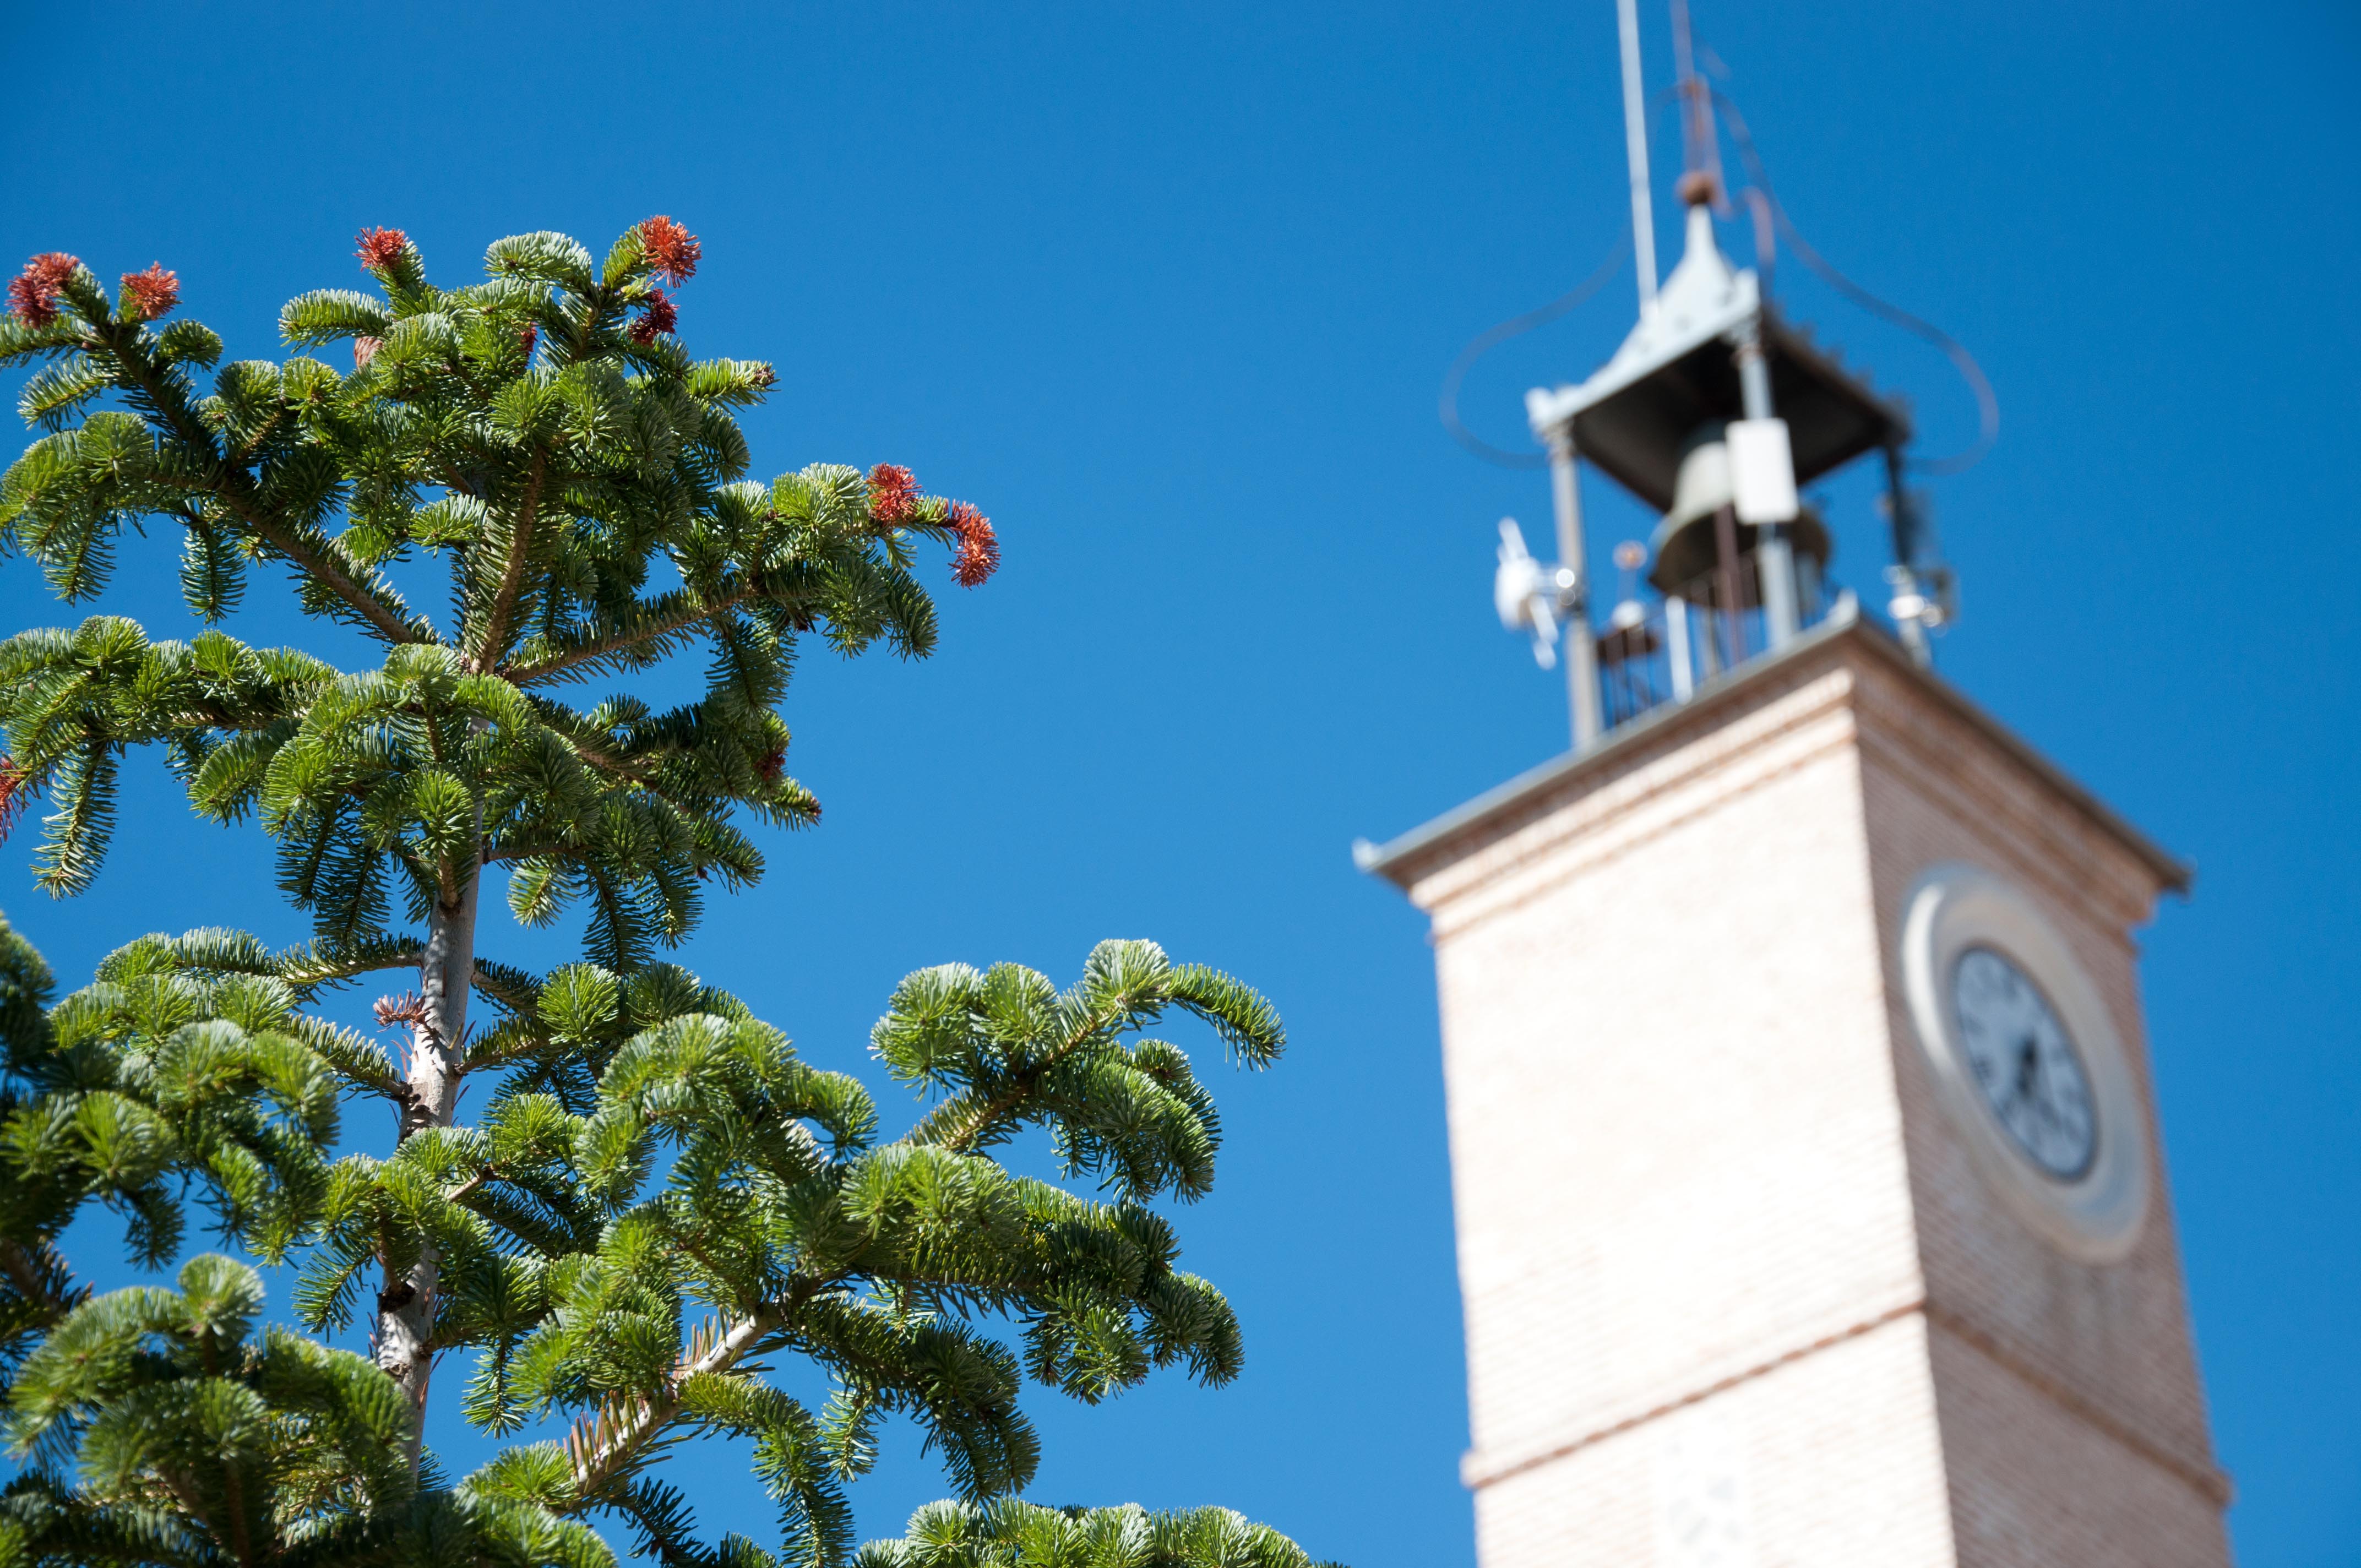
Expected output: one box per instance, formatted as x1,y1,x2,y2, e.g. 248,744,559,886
3,2,2355,1564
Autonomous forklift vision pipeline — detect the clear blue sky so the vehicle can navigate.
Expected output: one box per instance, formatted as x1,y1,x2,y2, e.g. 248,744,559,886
3,2,2354,1564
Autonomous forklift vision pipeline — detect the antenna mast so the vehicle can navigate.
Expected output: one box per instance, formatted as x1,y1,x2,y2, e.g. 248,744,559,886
1668,0,1726,206
1615,0,1658,315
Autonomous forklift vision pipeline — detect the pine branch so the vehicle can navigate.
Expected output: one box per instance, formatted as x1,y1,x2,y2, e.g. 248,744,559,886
81,314,432,648
902,1007,1112,1157
501,584,755,686
0,1234,89,1332
564,1305,784,1500
469,447,546,673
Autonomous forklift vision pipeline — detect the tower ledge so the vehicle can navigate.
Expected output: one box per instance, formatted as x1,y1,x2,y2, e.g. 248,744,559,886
1354,607,2189,906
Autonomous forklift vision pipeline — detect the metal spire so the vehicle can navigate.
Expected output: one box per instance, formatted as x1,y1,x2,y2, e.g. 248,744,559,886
1615,0,1658,318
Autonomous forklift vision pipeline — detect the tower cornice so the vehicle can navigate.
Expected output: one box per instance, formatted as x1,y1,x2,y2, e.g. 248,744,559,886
1355,608,2190,902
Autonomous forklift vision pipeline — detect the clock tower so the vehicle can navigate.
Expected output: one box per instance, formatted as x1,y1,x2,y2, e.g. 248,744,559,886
1359,609,2231,1567
1365,10,2234,1566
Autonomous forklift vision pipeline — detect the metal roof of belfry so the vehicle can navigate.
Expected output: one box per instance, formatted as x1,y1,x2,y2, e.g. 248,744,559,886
1522,205,1913,513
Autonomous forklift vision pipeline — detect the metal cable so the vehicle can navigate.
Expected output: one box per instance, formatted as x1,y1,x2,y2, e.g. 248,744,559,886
1443,84,1994,478
1438,231,1630,470
1439,84,1692,470
1712,89,2000,476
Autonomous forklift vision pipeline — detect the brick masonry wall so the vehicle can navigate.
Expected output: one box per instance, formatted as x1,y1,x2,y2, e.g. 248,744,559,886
1927,1323,2228,1568
1396,625,2230,1568
1849,655,2231,1559
1475,1315,1956,1568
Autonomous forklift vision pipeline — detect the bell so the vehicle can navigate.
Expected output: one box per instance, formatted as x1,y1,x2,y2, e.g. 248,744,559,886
1646,422,1831,600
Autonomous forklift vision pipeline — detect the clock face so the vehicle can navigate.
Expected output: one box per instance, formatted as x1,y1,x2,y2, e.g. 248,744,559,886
1950,945,2097,1180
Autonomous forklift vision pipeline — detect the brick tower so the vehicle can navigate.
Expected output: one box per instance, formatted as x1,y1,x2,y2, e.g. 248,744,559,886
1388,12,2237,1559
1358,610,2233,1567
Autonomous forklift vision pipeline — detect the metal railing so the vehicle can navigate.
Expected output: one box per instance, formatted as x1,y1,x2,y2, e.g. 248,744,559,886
1589,561,1842,733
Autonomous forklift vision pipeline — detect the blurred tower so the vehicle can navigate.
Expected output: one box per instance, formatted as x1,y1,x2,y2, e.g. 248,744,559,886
1362,8,2234,1566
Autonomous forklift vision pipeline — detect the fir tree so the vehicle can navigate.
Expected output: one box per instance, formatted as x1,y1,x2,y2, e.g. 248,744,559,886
0,227,1321,1567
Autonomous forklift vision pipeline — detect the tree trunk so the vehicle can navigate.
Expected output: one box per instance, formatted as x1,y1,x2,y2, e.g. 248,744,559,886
377,854,480,1472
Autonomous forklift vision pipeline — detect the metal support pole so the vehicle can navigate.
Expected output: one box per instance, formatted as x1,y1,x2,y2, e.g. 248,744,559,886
1547,427,1603,749
1713,503,1743,665
1733,323,1800,647
1615,0,1659,317
1881,444,1933,667
1666,597,1694,701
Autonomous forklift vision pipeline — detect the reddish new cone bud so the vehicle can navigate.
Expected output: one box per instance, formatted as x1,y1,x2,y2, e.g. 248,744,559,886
638,216,701,285
8,253,78,326
518,323,538,355
355,227,407,272
121,262,179,321
0,756,27,846
628,288,677,345
947,501,999,587
373,992,431,1028
867,463,918,523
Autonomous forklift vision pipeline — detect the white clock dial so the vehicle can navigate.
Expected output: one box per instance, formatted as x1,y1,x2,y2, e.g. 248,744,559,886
1950,945,2097,1180
1903,864,2148,1261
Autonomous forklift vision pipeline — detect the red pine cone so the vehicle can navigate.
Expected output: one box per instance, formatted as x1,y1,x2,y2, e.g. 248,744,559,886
947,501,999,587
8,253,78,327
355,227,407,272
0,756,27,846
867,463,918,523
628,288,677,345
121,262,179,322
638,216,701,285
518,323,538,355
